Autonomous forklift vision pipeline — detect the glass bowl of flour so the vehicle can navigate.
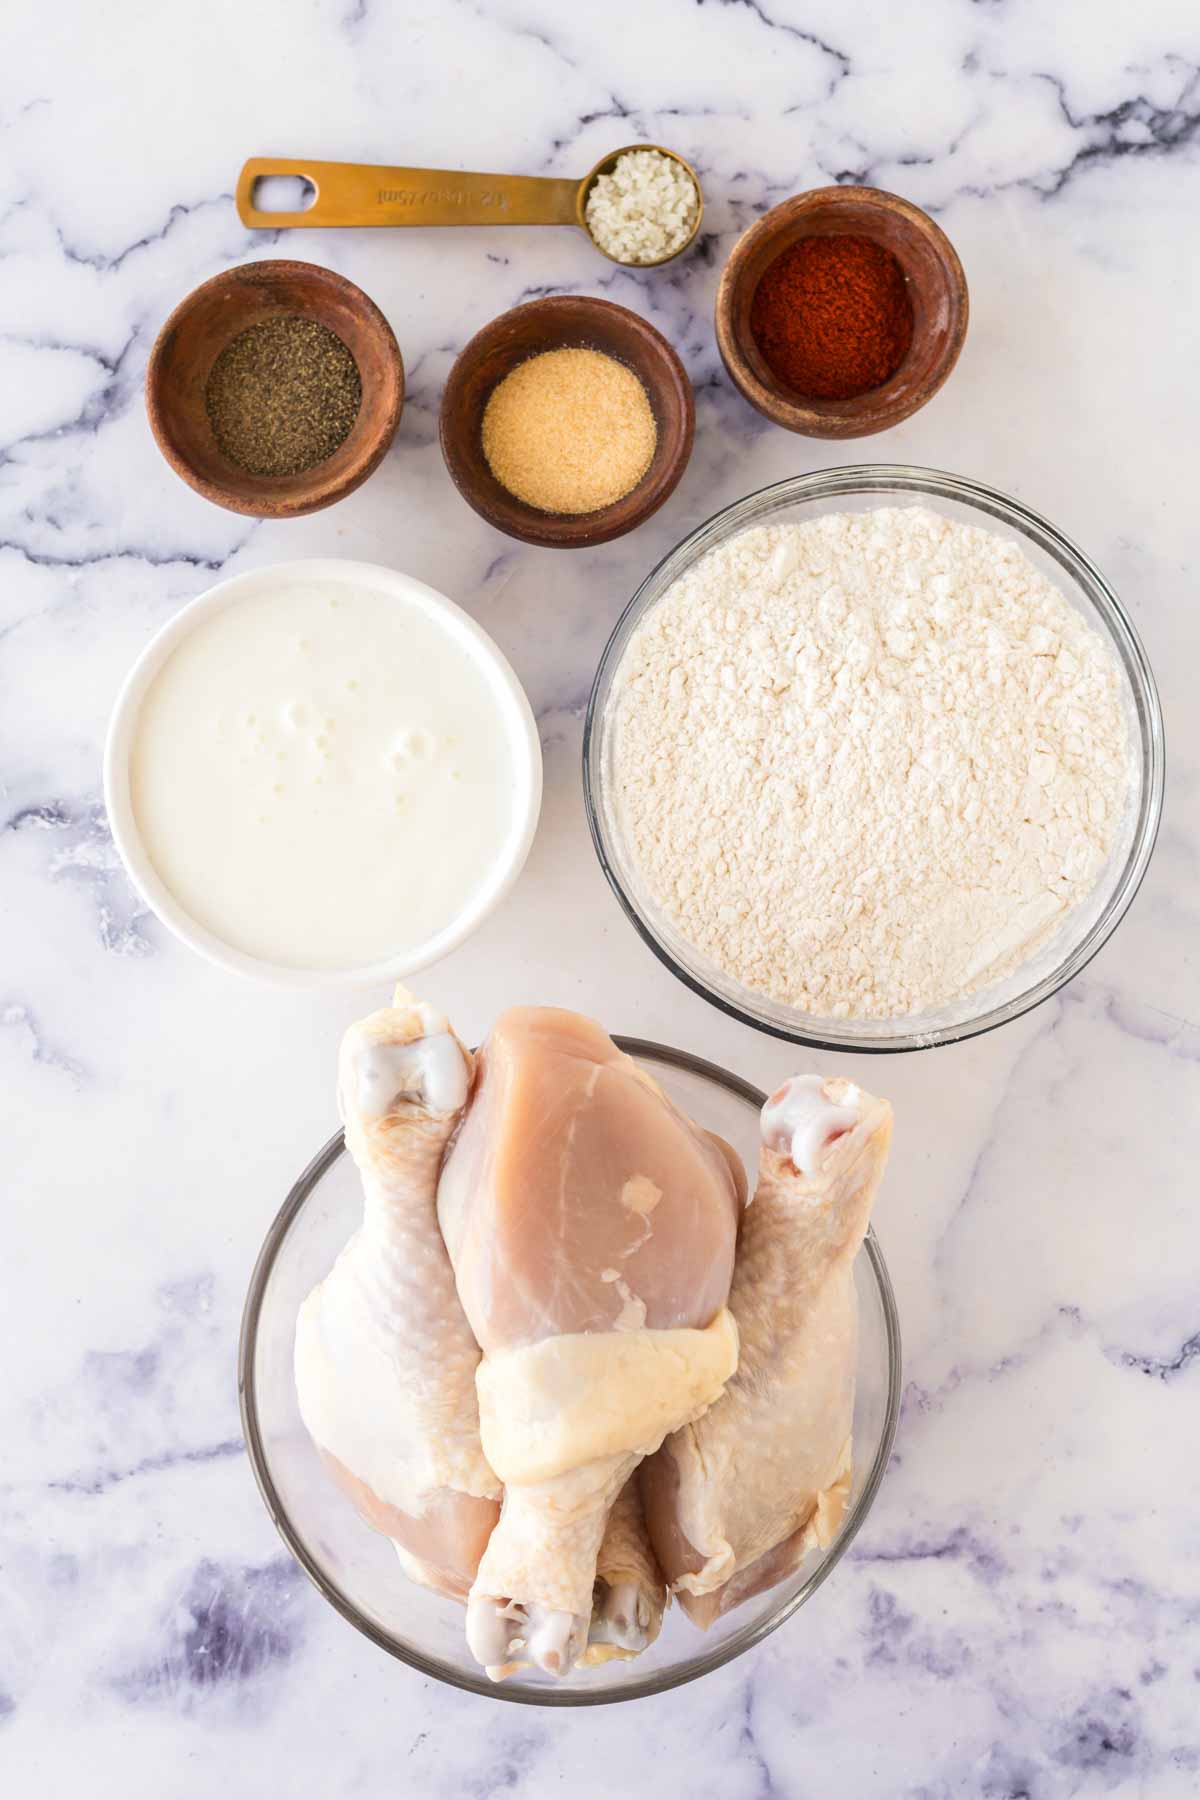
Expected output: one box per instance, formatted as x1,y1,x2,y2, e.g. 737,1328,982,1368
585,467,1163,1052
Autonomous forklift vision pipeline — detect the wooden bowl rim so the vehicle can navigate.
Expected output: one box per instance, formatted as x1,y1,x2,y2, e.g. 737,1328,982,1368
439,294,695,550
715,186,969,440
145,258,405,519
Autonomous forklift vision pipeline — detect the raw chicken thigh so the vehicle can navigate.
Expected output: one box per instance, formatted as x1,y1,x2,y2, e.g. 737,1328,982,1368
642,1075,893,1626
437,1007,744,1679
294,993,501,1600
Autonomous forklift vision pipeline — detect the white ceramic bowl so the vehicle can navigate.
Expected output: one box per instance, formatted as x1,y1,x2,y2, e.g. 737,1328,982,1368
104,559,542,987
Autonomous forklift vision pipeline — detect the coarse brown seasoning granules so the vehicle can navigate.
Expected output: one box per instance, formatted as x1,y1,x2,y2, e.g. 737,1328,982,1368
481,347,657,515
205,315,362,477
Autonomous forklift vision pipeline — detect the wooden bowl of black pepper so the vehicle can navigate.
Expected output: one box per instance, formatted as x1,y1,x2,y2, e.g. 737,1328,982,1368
716,187,968,439
439,296,694,549
146,259,403,518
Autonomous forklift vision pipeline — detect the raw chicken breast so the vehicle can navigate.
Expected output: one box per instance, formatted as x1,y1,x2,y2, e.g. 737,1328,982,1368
437,1007,743,1678
438,1008,743,1347
642,1075,892,1627
294,992,501,1601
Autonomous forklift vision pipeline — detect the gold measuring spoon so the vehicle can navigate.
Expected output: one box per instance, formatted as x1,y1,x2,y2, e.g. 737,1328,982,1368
235,143,703,268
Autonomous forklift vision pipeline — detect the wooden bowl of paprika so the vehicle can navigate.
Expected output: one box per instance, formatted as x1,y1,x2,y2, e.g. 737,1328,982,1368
715,186,967,439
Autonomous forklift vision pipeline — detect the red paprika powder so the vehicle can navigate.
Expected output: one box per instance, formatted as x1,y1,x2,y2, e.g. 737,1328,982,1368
749,233,914,401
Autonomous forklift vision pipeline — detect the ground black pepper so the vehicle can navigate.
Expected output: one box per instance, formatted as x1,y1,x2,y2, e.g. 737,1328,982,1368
205,315,362,477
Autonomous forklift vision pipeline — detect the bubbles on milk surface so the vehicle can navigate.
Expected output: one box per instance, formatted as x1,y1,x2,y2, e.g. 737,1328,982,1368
389,726,437,768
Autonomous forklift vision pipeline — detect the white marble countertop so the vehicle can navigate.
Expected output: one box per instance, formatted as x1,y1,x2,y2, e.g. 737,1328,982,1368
3,2,1197,1794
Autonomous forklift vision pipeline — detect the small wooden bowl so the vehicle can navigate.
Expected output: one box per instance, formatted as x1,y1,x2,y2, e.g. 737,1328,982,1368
716,187,968,439
145,259,404,518
439,296,694,549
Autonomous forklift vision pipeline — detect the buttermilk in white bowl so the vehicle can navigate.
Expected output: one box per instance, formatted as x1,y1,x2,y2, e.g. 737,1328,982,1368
104,560,541,985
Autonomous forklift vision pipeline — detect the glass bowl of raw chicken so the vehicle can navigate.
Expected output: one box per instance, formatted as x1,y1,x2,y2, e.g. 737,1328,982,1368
239,995,901,1705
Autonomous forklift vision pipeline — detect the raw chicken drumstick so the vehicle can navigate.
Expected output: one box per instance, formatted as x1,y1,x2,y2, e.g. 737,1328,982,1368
582,1474,667,1666
294,991,501,1600
641,1075,892,1627
436,1007,744,1680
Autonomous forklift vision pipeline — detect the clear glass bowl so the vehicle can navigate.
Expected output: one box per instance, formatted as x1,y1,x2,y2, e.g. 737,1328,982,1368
238,1039,901,1706
584,467,1165,1052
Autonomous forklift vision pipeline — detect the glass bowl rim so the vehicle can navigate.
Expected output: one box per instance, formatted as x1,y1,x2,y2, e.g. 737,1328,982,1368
583,464,1165,1054
237,1035,903,1706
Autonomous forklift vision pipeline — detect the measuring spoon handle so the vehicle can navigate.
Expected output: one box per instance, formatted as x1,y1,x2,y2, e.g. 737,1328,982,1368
236,158,581,230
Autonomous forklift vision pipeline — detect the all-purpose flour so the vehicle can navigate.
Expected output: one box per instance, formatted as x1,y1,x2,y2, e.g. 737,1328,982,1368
610,507,1131,1019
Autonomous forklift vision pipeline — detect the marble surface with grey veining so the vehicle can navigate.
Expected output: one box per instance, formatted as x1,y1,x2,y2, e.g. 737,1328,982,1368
2,2,1198,1794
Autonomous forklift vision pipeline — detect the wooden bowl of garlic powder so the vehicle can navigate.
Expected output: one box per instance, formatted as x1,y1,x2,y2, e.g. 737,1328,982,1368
439,296,694,549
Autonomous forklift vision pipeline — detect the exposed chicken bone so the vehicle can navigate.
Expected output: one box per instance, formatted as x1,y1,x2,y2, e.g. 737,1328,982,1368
351,1025,469,1120
466,1593,587,1682
589,1578,654,1654
761,1075,862,1178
